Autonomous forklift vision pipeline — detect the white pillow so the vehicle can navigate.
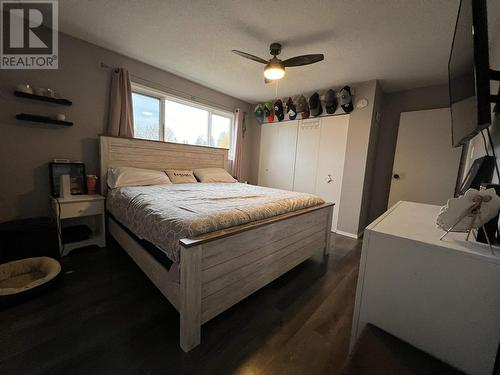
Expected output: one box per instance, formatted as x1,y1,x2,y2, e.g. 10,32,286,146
107,167,171,188
165,169,198,184
193,168,236,183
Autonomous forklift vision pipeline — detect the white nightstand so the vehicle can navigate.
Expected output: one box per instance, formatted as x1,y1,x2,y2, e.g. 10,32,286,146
51,194,106,256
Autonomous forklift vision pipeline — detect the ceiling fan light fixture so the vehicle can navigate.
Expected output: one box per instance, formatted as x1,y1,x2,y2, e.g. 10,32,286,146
232,43,323,83
264,63,285,80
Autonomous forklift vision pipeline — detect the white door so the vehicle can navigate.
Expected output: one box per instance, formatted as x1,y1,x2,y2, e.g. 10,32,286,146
388,108,462,208
293,119,321,194
274,121,299,190
258,123,278,188
258,121,298,190
293,116,349,231
315,115,349,231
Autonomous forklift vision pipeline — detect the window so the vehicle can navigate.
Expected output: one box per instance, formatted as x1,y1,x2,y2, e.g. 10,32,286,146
132,92,161,141
165,100,209,146
132,85,234,152
212,114,231,149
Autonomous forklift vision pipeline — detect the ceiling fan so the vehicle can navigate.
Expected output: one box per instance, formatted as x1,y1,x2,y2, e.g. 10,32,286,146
232,43,324,83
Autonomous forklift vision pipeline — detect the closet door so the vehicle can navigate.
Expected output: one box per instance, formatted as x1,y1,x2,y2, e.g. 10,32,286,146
258,123,278,188
294,119,321,194
315,115,349,231
273,121,299,190
258,121,298,190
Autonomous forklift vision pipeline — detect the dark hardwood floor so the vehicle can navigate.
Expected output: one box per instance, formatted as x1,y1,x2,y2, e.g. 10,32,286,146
0,234,361,375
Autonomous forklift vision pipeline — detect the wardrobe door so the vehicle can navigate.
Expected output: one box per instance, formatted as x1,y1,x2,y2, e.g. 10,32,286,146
258,121,298,190
273,121,299,190
293,119,321,194
258,123,278,188
315,115,349,231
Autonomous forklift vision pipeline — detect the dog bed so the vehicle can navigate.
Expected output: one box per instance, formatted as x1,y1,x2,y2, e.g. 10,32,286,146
0,257,61,307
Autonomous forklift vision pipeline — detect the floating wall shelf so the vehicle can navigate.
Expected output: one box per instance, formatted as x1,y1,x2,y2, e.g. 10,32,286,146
16,113,73,126
14,91,73,106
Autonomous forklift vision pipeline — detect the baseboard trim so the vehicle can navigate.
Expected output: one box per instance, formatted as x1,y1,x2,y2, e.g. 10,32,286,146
335,230,363,239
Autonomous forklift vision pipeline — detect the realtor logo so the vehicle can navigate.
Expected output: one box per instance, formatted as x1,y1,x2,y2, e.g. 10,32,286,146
1,0,58,69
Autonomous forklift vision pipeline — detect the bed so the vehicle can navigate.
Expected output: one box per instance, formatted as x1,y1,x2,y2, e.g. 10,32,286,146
100,135,334,351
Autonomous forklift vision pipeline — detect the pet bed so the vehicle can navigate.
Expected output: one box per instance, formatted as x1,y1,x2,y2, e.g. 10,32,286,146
0,257,61,307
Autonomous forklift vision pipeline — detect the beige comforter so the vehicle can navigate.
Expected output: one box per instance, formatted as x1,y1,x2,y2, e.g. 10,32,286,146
107,182,324,262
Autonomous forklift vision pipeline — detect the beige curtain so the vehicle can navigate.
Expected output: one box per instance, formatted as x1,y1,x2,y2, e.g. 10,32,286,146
107,68,134,137
231,108,245,181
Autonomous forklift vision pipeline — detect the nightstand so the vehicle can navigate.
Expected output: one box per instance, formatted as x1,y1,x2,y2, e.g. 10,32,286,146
51,194,106,256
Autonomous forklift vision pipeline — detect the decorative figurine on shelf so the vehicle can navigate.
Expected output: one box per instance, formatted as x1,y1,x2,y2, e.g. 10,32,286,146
16,83,32,94
436,188,500,254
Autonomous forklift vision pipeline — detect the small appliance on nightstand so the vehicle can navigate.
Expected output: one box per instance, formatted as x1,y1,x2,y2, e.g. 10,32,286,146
51,195,106,256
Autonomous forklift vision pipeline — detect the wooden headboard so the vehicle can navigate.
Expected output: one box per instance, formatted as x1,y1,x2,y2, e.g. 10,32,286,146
99,135,229,195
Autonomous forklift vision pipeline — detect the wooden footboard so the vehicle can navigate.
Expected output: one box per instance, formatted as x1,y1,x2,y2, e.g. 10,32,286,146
178,203,333,351
108,203,333,352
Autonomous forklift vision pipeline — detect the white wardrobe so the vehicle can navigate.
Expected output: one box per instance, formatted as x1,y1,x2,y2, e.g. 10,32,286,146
258,115,350,231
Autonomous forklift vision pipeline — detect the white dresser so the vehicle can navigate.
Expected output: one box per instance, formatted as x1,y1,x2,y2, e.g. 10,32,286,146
351,201,500,375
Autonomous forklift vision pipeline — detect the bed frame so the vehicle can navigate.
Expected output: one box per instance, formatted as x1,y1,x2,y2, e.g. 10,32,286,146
100,135,334,352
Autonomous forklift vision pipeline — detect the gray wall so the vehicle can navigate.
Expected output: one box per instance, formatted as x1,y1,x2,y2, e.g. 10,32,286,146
357,81,383,231
368,83,450,223
368,1,500,223
336,80,380,236
0,33,256,222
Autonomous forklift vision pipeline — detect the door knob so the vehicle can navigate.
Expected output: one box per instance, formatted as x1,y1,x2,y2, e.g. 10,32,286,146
326,174,333,183
393,173,400,180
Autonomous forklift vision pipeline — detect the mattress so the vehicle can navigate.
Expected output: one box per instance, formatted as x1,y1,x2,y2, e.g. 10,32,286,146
106,182,325,263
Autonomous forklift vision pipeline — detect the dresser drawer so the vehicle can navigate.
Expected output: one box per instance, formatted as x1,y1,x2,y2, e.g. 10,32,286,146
59,200,103,219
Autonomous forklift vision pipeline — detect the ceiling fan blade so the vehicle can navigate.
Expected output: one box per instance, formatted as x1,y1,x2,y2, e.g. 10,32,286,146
264,77,275,84
232,50,268,64
282,54,324,67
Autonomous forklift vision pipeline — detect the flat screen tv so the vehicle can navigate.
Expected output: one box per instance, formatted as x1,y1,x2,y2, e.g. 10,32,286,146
448,0,491,148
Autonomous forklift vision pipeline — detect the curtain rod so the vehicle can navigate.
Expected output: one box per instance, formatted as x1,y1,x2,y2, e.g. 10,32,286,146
100,62,235,112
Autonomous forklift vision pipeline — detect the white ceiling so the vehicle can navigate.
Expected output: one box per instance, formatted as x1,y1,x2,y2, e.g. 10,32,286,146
59,0,500,103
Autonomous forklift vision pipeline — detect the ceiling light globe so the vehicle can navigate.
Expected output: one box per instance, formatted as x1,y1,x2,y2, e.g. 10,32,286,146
264,65,285,80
